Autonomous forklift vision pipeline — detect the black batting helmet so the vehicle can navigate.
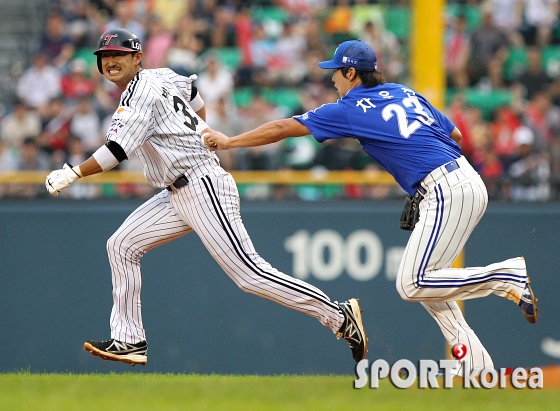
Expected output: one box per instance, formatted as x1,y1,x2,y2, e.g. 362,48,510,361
93,28,142,74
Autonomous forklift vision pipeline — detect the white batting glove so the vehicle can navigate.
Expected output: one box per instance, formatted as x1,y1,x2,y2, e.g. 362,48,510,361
45,163,81,196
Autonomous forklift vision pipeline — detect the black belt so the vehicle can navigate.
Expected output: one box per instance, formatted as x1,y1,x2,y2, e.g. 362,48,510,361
166,175,189,191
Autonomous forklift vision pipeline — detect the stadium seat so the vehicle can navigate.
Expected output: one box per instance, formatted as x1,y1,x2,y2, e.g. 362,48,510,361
383,7,410,40
207,47,242,71
234,87,254,107
262,88,301,112
251,6,290,23
73,47,98,72
542,45,560,78
462,89,512,119
503,46,528,81
446,4,481,32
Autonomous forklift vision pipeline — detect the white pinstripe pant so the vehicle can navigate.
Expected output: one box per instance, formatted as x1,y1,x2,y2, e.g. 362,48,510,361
396,156,528,374
107,168,344,344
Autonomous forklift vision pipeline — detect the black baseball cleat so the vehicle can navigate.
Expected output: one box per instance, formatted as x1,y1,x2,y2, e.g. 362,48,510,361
84,339,148,366
519,277,539,324
337,298,367,362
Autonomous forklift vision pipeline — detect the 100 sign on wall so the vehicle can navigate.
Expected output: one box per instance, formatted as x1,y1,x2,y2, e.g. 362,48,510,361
284,229,405,282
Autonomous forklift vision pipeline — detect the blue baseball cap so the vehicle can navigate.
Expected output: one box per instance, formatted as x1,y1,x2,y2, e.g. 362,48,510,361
318,40,377,71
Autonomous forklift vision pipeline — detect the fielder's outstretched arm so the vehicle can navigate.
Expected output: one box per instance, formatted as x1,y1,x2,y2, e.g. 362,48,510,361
202,118,311,150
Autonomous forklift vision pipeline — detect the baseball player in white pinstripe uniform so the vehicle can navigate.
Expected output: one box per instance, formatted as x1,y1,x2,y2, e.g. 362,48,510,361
45,29,367,366
203,40,540,376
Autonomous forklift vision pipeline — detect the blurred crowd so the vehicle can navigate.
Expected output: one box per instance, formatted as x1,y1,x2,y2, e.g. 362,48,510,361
1,0,560,202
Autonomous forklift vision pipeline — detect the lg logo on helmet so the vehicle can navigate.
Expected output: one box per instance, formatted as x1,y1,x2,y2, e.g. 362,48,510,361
103,33,118,45
130,41,141,51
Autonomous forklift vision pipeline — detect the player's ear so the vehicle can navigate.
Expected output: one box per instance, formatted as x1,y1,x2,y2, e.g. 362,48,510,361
133,51,143,65
346,67,357,81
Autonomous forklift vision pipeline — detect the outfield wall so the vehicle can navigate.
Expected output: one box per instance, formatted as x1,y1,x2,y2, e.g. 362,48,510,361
0,200,558,374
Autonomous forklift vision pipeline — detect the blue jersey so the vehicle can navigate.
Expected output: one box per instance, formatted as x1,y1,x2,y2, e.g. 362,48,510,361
294,83,460,194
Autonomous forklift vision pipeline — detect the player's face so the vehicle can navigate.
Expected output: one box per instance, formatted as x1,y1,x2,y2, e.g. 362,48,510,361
332,68,352,98
100,51,143,90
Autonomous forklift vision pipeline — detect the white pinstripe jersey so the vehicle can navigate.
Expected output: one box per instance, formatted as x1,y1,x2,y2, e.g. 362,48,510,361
106,68,219,188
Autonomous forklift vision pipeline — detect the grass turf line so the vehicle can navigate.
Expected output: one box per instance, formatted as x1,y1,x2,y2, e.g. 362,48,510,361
0,373,558,411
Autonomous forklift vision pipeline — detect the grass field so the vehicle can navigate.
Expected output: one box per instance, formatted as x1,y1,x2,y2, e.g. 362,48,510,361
0,373,558,411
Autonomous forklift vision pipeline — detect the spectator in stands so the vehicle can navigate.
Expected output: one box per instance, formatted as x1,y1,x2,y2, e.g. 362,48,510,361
142,14,174,69
523,91,555,152
313,138,364,171
447,94,475,161
280,0,327,16
302,15,330,54
546,127,560,181
478,149,505,199
360,19,403,83
40,12,75,70
234,5,253,69
323,0,352,43
16,53,62,116
248,24,277,84
12,136,51,198
445,14,471,88
273,20,309,85
37,96,72,154
196,54,235,113
484,55,508,89
209,4,237,48
69,95,101,154
0,138,18,198
205,96,241,171
468,106,493,170
166,15,204,75
88,0,118,18
514,46,553,101
104,0,146,43
466,4,509,87
179,2,213,49
92,75,120,117
61,58,96,102
519,0,559,46
63,136,100,199
0,138,18,172
508,125,551,201
66,0,103,48
300,50,333,95
491,106,522,167
489,0,524,46
236,94,284,171
0,99,42,150
361,162,401,200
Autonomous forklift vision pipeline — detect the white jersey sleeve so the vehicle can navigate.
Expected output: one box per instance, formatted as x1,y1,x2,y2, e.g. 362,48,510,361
107,74,155,158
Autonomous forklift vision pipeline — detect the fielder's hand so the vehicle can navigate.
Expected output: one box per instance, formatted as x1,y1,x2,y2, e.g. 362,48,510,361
201,128,230,151
45,163,81,196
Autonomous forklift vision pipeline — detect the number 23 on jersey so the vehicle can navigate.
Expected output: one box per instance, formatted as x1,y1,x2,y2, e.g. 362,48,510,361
358,88,435,139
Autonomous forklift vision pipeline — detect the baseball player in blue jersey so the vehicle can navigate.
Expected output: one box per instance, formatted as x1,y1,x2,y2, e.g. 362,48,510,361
203,40,539,375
